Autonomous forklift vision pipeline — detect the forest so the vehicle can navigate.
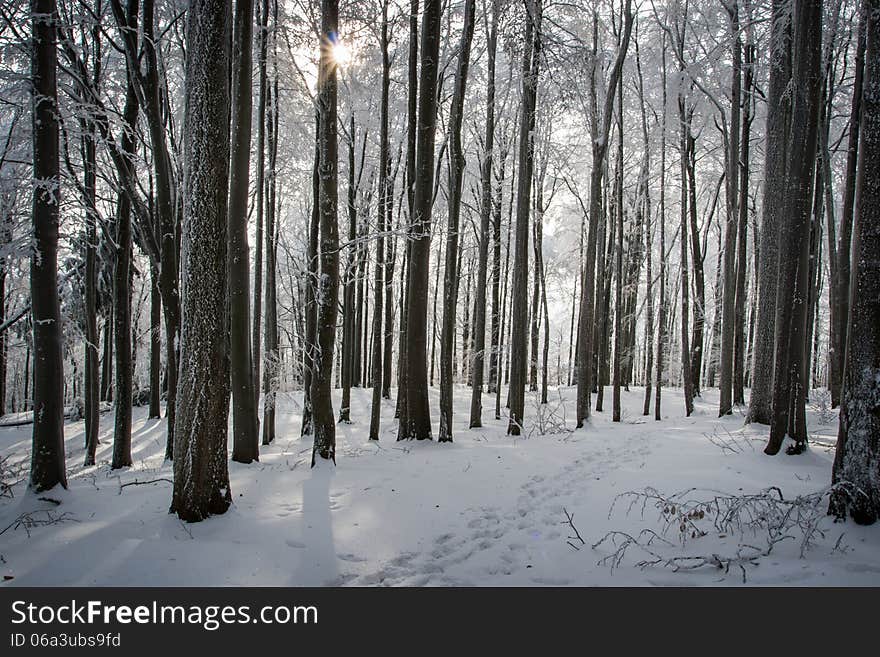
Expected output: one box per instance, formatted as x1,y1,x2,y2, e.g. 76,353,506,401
0,0,878,587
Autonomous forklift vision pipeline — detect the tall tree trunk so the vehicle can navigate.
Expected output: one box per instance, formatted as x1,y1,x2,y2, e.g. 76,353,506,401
748,0,791,425
438,0,476,441
81,29,100,466
369,0,391,441
576,1,633,427
396,0,419,429
719,0,742,417
635,37,654,414
302,116,320,435
733,10,754,407
399,0,442,441
685,129,704,395
612,75,623,423
830,0,880,523
229,0,259,463
171,0,232,521
469,0,497,427
262,22,279,447
111,58,139,470
30,0,67,492
311,0,340,463
489,147,506,400
654,34,667,422
765,0,822,455
149,263,161,419
678,90,694,417
252,0,269,408
507,0,542,435
832,5,867,409
339,115,357,422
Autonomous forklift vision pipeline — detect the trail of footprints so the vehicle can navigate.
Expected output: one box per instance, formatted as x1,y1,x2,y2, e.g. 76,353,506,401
342,433,651,586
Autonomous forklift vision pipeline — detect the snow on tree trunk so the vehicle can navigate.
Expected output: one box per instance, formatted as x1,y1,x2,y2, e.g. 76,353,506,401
171,0,232,522
831,0,880,525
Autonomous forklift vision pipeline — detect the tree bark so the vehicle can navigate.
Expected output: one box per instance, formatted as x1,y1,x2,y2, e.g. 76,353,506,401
311,0,340,464
507,0,542,435
576,1,632,427
229,0,259,463
748,0,790,425
719,0,741,417
171,0,232,521
369,0,391,442
765,0,823,456
399,0,442,441
30,0,67,492
830,0,880,523
111,59,139,470
438,0,476,442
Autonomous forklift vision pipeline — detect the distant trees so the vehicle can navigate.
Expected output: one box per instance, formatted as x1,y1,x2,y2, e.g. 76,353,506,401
9,0,877,527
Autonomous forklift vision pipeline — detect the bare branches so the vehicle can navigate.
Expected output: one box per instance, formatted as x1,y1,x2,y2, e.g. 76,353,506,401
591,484,850,582
562,507,586,550
0,509,76,539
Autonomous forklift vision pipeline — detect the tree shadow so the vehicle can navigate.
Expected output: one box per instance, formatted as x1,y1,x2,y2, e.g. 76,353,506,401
288,459,338,586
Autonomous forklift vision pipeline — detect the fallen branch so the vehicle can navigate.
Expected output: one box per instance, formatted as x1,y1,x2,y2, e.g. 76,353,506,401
562,508,586,550
118,477,172,493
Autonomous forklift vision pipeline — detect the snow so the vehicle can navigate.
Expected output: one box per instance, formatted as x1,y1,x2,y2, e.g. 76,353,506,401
1,385,879,587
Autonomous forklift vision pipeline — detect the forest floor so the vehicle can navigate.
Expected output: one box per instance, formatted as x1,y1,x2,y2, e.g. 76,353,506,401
1,385,879,586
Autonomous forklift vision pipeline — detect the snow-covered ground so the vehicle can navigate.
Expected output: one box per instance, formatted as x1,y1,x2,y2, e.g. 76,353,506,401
2,385,879,586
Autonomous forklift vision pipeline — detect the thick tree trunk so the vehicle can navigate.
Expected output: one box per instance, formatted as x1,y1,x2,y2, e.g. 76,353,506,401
396,0,419,428
29,0,67,492
765,0,822,456
171,0,232,521
399,0,442,441
747,0,790,426
311,0,340,463
830,0,880,523
747,0,791,424
507,0,542,435
111,68,139,470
